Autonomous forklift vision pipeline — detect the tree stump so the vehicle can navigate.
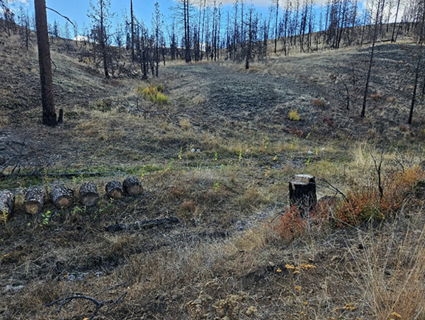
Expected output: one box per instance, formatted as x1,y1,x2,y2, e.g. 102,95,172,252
289,174,317,215
24,187,46,214
123,176,143,196
50,185,74,209
0,190,15,223
105,181,124,199
79,182,99,207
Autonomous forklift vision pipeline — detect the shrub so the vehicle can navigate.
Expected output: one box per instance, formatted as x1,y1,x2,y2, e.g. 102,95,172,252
274,206,306,240
289,110,300,121
137,83,168,105
334,166,424,227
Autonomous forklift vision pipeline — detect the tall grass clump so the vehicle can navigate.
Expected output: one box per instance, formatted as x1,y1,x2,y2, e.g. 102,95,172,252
137,83,168,105
351,215,425,320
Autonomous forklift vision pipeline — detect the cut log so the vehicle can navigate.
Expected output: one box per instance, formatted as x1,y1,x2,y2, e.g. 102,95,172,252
50,185,74,209
79,182,99,207
289,174,317,215
24,187,45,214
0,190,15,223
105,180,124,199
123,176,143,196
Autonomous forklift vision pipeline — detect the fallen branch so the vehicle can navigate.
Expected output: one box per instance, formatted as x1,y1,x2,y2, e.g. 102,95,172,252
0,171,109,179
316,178,349,203
105,216,180,232
45,291,127,320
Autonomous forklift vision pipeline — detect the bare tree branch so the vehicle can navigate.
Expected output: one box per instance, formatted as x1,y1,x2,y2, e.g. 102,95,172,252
45,291,127,320
46,7,75,28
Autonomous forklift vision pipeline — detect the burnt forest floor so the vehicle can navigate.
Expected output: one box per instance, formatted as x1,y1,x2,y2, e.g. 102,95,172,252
1,33,425,320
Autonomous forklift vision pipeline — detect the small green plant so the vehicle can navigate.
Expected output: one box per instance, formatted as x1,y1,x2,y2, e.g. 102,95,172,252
43,169,51,194
238,150,242,162
264,136,269,149
157,84,165,92
40,210,51,226
289,110,300,121
290,137,299,150
306,156,311,165
140,165,147,181
2,208,8,227
178,147,183,160
161,158,175,174
137,83,168,105
214,152,218,161
214,182,220,192
71,206,85,215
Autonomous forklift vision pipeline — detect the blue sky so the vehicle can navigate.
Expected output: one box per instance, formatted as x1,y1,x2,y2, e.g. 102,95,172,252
9,0,273,33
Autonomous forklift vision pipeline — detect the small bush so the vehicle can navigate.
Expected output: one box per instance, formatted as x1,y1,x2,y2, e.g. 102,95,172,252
274,206,306,240
334,166,424,227
289,110,300,121
137,83,168,105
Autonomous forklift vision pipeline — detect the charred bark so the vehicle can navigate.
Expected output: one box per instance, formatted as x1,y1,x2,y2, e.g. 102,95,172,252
123,176,143,196
24,187,45,214
0,190,15,222
289,174,317,215
34,0,56,126
79,182,100,207
105,180,124,199
50,185,74,209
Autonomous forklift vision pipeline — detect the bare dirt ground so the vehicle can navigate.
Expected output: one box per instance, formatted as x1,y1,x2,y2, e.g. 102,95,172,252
1,32,425,320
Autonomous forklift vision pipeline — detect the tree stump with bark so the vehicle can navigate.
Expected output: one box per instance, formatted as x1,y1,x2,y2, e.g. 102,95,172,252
50,185,74,209
105,181,124,199
123,176,143,196
289,174,317,216
24,187,46,214
0,190,15,223
79,182,99,207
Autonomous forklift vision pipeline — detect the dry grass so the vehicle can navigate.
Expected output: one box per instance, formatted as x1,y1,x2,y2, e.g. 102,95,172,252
348,213,425,320
3,32,425,320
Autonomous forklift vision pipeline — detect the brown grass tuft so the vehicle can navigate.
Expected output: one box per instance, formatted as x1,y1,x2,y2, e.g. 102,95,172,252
313,98,325,107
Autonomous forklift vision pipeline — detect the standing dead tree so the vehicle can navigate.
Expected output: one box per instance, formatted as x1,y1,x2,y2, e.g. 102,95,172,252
361,0,382,118
88,0,113,79
34,0,56,126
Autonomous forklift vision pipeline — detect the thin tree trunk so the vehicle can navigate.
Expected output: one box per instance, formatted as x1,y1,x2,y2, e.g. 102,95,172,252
34,0,56,126
131,0,135,62
408,49,422,124
361,0,381,118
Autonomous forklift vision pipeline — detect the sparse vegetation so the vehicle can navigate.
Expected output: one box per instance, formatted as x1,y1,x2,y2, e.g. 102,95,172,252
289,109,301,121
137,83,169,105
3,11,425,319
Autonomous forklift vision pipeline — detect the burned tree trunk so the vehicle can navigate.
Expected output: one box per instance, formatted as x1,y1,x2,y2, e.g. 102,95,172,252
289,174,317,215
123,176,143,196
0,190,15,222
50,185,74,209
105,180,124,199
34,0,56,126
24,187,45,214
79,182,99,207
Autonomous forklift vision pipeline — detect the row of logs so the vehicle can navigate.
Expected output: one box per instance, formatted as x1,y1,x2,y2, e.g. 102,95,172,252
0,176,143,221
